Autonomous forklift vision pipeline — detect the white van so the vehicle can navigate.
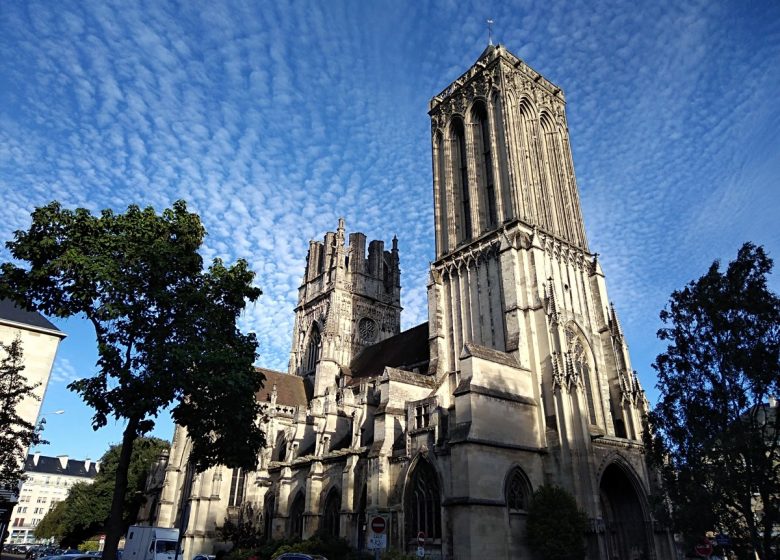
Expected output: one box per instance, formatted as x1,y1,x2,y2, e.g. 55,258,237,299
123,526,180,560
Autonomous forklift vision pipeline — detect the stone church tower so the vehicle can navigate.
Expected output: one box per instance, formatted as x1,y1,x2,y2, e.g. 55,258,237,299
288,218,401,398
423,43,665,558
155,44,676,560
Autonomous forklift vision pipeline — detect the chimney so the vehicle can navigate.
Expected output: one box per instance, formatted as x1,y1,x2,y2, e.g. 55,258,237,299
85,459,91,472
95,461,101,473
33,452,40,466
769,396,777,408
57,455,68,470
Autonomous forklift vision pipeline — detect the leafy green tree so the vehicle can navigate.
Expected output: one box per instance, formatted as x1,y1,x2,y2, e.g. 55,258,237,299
35,437,169,547
0,201,265,560
34,499,68,543
646,242,780,560
526,485,588,560
0,337,44,490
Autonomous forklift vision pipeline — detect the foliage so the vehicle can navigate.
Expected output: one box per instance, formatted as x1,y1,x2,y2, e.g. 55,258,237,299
270,535,352,559
0,337,45,492
526,485,588,560
222,535,380,560
0,200,265,559
219,503,264,550
375,549,414,560
645,242,780,560
78,541,101,552
34,499,68,542
34,437,169,546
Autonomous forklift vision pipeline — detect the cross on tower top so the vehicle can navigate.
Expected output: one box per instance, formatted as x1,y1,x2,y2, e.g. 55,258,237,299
487,19,494,46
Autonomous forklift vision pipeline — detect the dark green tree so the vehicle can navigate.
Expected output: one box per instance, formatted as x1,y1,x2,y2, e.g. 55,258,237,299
526,485,588,560
35,437,169,547
0,201,265,560
0,337,44,490
646,242,780,560
33,499,68,543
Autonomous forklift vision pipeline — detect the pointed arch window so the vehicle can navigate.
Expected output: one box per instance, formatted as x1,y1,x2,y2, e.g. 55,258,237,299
451,117,471,241
304,323,321,374
506,468,531,512
322,488,341,538
272,432,287,462
405,459,441,542
472,102,497,228
289,492,305,539
264,492,275,539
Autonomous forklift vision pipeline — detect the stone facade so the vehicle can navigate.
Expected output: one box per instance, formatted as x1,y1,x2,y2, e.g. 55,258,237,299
156,45,676,560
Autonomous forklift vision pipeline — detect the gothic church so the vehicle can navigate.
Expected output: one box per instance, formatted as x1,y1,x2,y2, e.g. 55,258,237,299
156,44,676,560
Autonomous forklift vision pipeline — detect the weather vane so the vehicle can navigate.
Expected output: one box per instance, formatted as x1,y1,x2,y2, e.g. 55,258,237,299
487,19,494,45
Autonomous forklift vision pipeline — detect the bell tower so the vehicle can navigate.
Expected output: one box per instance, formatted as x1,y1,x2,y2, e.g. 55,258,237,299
288,218,401,397
429,44,588,258
426,43,647,447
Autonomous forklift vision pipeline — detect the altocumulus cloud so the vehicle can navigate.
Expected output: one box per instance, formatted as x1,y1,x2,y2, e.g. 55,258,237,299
1,0,778,405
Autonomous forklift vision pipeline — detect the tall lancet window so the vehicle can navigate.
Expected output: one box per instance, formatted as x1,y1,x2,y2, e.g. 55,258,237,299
472,102,497,228
435,131,448,252
304,323,321,374
451,117,472,241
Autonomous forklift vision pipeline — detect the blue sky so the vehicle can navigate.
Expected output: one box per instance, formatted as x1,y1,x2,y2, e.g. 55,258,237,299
2,0,779,461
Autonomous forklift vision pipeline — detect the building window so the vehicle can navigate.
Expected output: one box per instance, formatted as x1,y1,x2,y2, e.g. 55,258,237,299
414,404,430,429
304,323,321,374
405,459,441,543
289,493,305,539
472,101,497,228
273,432,288,462
451,117,472,241
228,469,246,507
322,488,340,538
506,468,531,512
264,493,275,539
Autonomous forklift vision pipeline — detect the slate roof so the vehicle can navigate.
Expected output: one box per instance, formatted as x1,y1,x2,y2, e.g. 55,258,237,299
25,454,99,478
255,367,309,407
0,299,64,336
349,322,430,379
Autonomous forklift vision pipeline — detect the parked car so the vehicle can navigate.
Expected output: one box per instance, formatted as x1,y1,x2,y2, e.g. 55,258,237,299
272,554,328,560
42,554,100,560
192,555,215,560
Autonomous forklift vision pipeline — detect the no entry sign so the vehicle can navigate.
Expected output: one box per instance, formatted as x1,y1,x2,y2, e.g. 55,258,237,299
371,516,386,533
367,515,388,551
695,541,713,558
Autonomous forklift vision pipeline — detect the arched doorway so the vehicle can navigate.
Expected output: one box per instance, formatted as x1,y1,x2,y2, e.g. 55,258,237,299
600,463,651,560
404,458,442,554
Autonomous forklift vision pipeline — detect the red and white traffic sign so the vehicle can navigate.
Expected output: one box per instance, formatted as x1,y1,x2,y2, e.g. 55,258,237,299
694,540,713,558
417,531,426,545
371,516,386,534
367,515,388,551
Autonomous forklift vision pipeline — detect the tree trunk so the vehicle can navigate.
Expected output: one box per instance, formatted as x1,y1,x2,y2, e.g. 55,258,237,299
102,418,139,560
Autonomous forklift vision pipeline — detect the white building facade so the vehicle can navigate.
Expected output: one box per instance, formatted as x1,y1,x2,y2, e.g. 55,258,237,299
0,300,66,545
9,454,99,544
